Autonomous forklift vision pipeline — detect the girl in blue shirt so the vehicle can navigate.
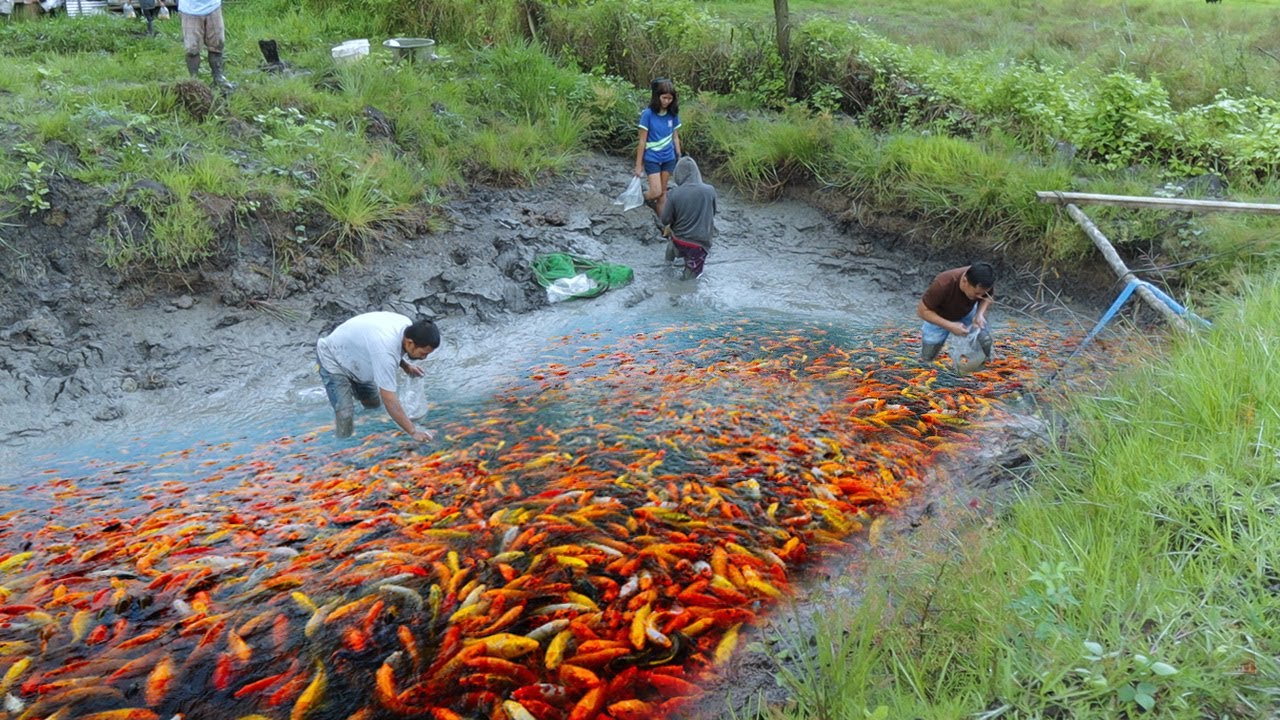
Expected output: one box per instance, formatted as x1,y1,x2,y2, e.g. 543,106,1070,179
633,78,682,218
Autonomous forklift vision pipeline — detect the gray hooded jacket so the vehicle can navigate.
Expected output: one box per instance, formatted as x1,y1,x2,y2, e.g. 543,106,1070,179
659,156,717,249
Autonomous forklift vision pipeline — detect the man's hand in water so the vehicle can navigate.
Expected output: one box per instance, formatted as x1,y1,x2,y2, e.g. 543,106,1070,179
410,428,435,443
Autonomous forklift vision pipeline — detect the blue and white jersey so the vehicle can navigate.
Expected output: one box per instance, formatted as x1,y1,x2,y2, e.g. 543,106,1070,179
638,108,681,164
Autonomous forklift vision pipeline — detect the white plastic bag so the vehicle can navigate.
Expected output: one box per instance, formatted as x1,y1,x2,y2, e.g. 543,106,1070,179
398,373,429,420
546,273,598,303
613,177,644,212
950,328,987,375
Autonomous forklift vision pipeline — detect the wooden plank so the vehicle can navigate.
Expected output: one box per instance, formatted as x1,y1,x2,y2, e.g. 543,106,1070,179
1037,191,1280,214
1062,203,1191,332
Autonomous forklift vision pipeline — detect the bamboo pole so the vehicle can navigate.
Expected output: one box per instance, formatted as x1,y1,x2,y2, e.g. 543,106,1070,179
1060,203,1191,331
1036,191,1280,214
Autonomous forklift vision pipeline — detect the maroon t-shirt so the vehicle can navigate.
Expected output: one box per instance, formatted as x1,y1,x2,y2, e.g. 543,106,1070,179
921,266,991,322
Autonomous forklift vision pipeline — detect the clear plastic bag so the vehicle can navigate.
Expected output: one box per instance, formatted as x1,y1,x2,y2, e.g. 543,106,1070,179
613,177,645,212
950,328,987,375
546,273,598,303
398,373,429,420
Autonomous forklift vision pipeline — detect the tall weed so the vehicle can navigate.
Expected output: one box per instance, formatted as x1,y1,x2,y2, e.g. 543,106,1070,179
301,0,522,46
104,184,216,272
717,108,832,200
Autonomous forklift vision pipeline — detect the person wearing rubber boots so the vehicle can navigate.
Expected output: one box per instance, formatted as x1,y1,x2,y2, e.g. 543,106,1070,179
916,262,995,363
179,0,232,91
659,156,717,280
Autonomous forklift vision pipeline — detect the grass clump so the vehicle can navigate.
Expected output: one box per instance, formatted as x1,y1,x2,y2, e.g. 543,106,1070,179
708,107,833,200
467,120,578,187
761,274,1280,718
104,182,216,273
312,160,399,255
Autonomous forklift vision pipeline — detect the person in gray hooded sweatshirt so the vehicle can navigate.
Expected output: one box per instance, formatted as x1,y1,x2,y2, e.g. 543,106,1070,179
658,156,717,279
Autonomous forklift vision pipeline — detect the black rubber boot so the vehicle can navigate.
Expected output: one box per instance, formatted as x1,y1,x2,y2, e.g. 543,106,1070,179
186,53,201,78
259,39,284,72
208,51,234,92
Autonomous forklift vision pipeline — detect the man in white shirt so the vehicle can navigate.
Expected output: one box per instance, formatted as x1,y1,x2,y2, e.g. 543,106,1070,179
316,312,440,441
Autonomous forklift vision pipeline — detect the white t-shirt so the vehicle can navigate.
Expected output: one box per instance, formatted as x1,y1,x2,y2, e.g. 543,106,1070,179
316,312,410,392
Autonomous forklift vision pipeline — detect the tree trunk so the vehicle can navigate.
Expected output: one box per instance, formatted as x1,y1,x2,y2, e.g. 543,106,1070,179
773,0,793,97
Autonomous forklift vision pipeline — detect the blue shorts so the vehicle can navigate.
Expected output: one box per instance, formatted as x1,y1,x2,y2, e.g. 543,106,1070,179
921,304,976,345
644,158,677,175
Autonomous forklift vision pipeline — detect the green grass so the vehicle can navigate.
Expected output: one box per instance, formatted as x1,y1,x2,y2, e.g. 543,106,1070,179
102,187,216,272
699,0,1280,107
760,276,1280,718
2,0,1279,283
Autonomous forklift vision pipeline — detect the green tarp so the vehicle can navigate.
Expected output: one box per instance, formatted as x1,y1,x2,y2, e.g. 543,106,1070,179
531,253,634,300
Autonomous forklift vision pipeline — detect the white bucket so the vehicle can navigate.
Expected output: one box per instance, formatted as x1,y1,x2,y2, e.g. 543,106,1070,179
331,39,370,63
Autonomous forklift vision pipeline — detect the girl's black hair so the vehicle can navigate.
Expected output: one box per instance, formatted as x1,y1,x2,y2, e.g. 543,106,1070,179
648,77,679,116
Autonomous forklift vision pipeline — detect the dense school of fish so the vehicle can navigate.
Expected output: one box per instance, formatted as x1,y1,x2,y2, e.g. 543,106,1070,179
0,321,1070,720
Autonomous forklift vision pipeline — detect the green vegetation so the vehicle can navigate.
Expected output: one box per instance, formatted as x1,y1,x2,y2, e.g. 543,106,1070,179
2,0,1279,279
702,0,1280,108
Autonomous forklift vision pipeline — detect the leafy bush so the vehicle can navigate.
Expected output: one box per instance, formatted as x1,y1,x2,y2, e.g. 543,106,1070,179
567,72,640,154
1069,73,1178,171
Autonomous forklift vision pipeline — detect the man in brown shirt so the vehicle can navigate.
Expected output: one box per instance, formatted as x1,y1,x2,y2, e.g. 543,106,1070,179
916,262,995,362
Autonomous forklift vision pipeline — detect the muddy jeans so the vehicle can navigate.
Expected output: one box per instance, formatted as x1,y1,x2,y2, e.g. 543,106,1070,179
318,358,381,438
181,8,224,56
671,236,707,277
